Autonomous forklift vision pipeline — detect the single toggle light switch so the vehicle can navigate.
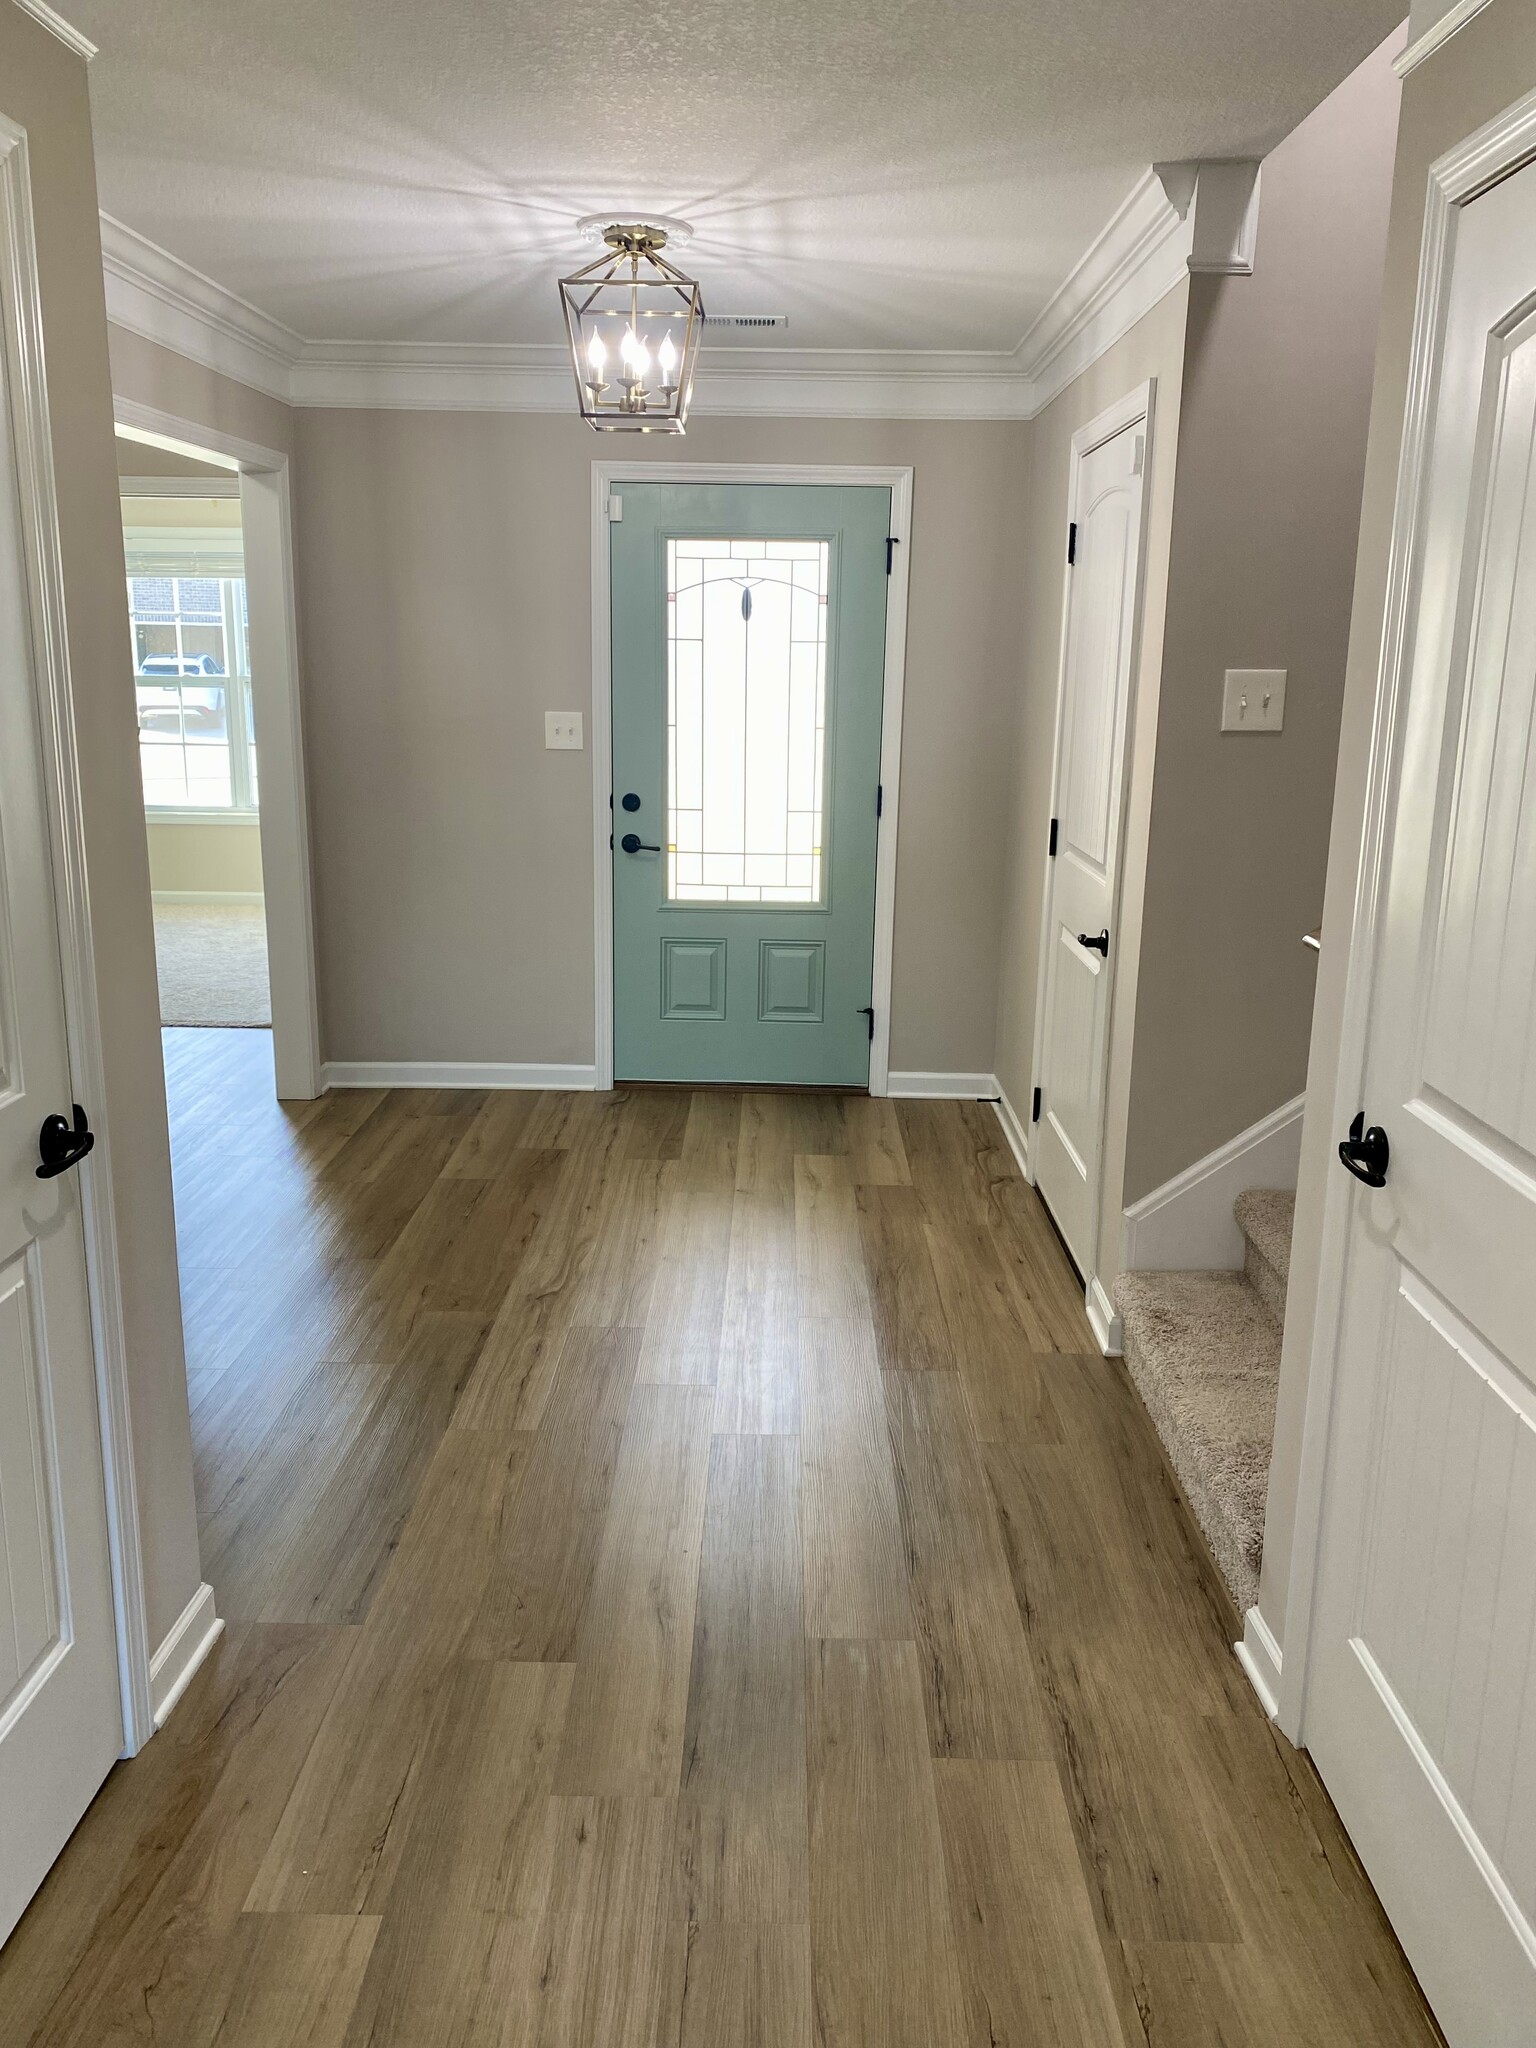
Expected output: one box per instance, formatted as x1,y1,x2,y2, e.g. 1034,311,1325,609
1221,668,1286,733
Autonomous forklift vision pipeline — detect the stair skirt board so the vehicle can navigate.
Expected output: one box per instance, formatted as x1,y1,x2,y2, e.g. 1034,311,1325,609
1120,1094,1304,1272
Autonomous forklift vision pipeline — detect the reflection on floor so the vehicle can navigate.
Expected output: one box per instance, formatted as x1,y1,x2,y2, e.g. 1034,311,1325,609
153,900,271,1026
0,1027,1438,2045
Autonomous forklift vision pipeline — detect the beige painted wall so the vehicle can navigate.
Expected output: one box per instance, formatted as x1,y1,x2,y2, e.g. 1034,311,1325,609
115,435,230,479
291,410,1028,1073
1122,35,1401,1204
1,13,201,1651
147,819,264,895
108,325,295,459
1260,0,1536,1652
992,282,1192,1291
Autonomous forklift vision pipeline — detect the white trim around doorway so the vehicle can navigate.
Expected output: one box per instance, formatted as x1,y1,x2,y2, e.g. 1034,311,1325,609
589,461,914,1095
113,399,322,1100
1026,380,1157,1347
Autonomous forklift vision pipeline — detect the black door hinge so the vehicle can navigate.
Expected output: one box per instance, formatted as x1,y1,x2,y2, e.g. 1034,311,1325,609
886,536,900,575
1067,521,1077,566
858,1006,875,1042
1031,1086,1042,1123
876,783,884,818
1048,817,1058,856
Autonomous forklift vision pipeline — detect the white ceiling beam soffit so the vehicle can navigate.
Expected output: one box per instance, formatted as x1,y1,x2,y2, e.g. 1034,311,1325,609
99,163,1262,422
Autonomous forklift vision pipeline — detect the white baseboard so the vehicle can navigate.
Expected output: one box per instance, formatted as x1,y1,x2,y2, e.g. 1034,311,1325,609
885,1071,1001,1100
1085,1272,1123,1356
149,1582,223,1728
992,1088,1032,1180
321,1059,598,1091
1120,1094,1304,1272
1235,1604,1283,1720
151,889,264,905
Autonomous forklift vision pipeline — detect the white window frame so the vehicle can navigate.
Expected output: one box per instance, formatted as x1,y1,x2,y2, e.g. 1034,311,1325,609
123,475,258,821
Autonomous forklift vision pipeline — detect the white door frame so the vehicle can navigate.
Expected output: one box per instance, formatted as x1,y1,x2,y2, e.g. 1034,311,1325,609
590,461,914,1094
1277,86,1536,1743
113,398,321,1101
1026,380,1156,1343
1,117,156,1750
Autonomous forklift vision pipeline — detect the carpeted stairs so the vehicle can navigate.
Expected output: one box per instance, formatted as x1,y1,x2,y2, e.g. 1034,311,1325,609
1113,1189,1294,1616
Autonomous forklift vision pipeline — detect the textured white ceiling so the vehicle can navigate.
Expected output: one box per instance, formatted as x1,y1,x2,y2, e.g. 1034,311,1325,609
72,0,1401,353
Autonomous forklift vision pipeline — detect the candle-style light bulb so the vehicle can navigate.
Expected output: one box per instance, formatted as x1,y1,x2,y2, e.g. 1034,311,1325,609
657,332,678,388
586,329,607,378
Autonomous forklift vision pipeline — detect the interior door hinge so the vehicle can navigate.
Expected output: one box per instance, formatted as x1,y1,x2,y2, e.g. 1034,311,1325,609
1031,1085,1042,1123
606,493,623,520
1048,816,1058,857
1067,521,1077,566
858,1006,875,1042
876,782,884,818
885,536,900,575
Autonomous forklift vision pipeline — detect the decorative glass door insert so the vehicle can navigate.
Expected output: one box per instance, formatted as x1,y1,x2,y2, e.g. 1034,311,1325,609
666,537,829,904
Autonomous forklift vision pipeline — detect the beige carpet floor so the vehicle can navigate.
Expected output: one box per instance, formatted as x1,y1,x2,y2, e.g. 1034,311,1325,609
153,899,272,1027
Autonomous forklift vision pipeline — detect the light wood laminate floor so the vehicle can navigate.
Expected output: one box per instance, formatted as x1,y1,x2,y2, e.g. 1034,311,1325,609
0,1028,1440,2046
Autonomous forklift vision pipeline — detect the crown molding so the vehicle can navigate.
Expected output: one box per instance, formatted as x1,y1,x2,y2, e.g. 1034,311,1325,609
287,338,1038,418
1015,169,1193,414
1394,0,1491,77
11,0,96,60
101,157,1254,422
100,214,300,402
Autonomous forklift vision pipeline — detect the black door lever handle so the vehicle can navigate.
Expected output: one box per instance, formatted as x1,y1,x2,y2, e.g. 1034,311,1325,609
1338,1111,1389,1187
620,833,661,854
37,1102,95,1179
1076,928,1110,956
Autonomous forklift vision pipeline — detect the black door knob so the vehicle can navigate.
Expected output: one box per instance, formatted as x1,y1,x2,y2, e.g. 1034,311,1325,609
620,833,661,854
1338,1111,1389,1187
37,1102,95,1179
1076,928,1110,956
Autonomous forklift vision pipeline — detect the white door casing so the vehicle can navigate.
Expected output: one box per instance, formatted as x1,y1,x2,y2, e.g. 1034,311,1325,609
1300,143,1536,2048
0,147,124,1943
1032,388,1152,1280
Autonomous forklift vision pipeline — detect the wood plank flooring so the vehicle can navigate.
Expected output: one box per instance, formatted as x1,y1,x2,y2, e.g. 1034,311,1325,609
0,1028,1442,2046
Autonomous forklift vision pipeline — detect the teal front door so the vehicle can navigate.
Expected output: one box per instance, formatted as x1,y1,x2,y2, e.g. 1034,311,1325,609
610,482,890,1085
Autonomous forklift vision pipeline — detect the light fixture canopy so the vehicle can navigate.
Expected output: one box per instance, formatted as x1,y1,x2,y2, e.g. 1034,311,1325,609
559,222,704,433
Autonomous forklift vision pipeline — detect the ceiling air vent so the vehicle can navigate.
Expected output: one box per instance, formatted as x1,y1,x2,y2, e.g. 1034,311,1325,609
701,313,789,330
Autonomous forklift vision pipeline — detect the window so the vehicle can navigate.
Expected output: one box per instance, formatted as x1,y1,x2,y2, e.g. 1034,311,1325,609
666,536,830,904
128,571,257,812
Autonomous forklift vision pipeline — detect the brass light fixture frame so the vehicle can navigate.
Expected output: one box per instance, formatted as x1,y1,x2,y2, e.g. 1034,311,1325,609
559,223,705,433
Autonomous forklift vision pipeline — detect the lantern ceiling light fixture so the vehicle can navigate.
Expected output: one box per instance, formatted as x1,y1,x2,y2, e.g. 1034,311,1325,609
559,215,705,433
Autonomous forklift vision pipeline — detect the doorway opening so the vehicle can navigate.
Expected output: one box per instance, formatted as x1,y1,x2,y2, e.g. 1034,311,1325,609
119,446,272,1033
114,405,320,1101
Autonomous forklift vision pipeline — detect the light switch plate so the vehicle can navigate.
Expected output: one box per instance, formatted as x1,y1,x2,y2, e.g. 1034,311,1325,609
1221,668,1286,733
545,711,583,750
